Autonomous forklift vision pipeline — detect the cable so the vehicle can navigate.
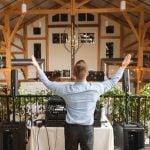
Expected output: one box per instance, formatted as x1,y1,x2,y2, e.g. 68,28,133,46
37,127,41,150
45,126,51,150
54,128,58,150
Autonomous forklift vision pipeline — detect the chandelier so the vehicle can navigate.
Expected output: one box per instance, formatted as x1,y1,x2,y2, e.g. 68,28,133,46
62,15,95,75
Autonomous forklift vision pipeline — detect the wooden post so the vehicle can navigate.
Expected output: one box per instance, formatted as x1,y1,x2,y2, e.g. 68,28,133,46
4,14,11,94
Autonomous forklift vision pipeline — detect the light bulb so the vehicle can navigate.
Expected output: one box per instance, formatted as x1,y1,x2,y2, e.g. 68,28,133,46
21,3,27,13
120,0,126,10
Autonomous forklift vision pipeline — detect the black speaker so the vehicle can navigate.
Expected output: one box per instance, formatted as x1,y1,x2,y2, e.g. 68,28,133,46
11,70,18,97
0,123,26,150
123,69,130,93
114,123,144,150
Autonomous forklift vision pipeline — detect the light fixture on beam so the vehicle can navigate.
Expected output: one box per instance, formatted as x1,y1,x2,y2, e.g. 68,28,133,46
120,0,126,10
21,3,27,13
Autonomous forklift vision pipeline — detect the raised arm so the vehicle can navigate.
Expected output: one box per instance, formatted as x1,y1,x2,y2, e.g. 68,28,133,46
31,55,61,94
100,54,132,94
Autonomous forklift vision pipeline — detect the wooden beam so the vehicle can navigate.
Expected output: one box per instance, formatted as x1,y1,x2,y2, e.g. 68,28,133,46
0,0,8,5
45,15,49,70
124,41,138,50
97,14,101,71
10,14,25,42
100,36,120,39
0,25,4,31
11,43,24,51
122,12,139,41
76,0,91,8
26,37,46,40
52,0,69,8
77,8,140,14
5,7,142,16
11,51,25,54
71,0,76,15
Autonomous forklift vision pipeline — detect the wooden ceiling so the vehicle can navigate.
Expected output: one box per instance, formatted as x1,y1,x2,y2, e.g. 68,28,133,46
0,0,150,94
0,0,150,29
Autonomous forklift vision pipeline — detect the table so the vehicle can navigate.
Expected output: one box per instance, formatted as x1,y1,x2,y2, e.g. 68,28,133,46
29,120,114,150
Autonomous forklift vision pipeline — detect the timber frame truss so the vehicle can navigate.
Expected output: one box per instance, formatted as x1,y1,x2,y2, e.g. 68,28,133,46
0,0,149,93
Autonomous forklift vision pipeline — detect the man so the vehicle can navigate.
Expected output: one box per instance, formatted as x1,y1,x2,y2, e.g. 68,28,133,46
32,54,131,150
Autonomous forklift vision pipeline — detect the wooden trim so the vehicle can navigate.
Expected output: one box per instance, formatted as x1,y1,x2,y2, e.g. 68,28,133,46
120,25,123,56
48,24,98,28
100,36,120,39
26,37,46,40
45,15,49,70
97,14,101,71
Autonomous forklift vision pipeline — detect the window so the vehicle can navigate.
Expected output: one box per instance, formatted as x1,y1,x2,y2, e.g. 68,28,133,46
106,25,114,34
52,14,68,22
106,42,114,58
80,33,95,44
33,27,41,35
78,13,86,21
0,55,6,68
52,14,59,22
61,14,68,22
34,43,41,59
78,13,95,22
52,33,68,44
87,13,94,21
52,33,60,43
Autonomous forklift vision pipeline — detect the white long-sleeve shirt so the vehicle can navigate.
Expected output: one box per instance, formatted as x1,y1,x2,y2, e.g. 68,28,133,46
37,68,124,125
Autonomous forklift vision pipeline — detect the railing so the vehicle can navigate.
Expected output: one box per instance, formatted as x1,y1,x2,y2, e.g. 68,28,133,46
0,95,150,144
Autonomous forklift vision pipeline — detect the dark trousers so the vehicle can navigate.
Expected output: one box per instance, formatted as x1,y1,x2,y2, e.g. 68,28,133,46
65,123,94,150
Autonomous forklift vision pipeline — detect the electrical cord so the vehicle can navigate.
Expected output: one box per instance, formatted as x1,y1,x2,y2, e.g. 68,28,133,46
34,121,58,150
54,128,58,150
37,127,41,150
45,126,51,150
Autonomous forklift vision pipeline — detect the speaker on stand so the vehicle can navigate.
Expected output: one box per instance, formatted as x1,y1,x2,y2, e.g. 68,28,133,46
123,69,130,124
11,69,18,123
114,69,145,150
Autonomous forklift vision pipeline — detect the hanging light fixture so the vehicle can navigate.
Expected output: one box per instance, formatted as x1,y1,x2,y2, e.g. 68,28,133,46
21,2,27,13
120,0,126,10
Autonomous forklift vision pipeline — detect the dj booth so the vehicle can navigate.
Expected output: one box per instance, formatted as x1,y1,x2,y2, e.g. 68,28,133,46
28,118,114,150
27,95,114,150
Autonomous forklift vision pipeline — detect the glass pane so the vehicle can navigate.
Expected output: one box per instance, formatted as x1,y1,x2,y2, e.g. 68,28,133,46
52,33,60,43
87,13,94,21
61,33,68,43
34,43,41,59
87,33,94,43
106,42,114,58
52,14,59,22
106,25,114,34
78,13,86,21
61,14,68,22
33,27,41,35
